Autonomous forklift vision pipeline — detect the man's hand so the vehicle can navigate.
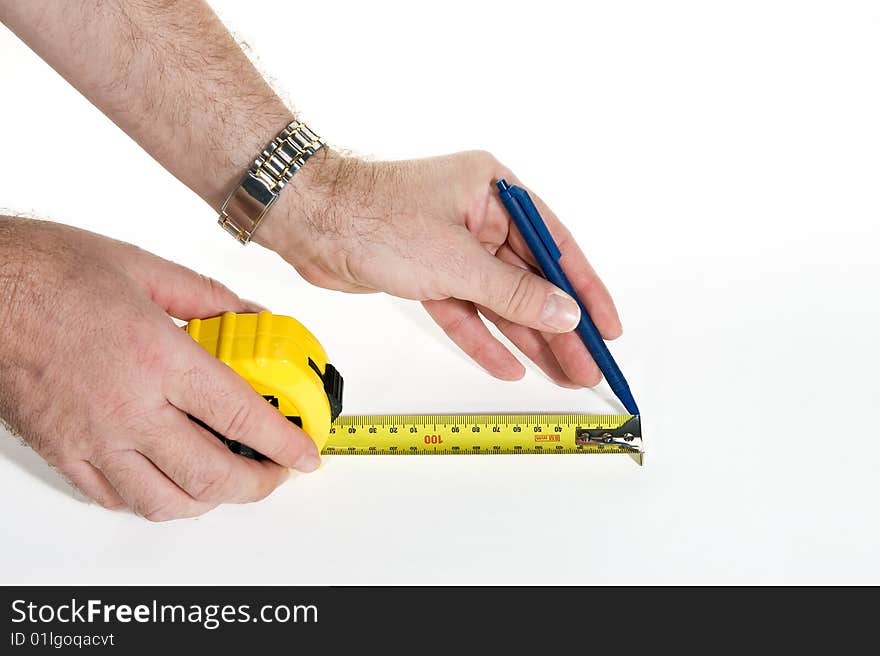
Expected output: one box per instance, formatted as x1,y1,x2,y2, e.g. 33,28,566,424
256,150,624,388
0,217,320,521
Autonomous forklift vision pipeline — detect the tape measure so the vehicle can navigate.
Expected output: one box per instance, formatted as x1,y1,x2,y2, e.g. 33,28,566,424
185,312,643,465
328,414,642,464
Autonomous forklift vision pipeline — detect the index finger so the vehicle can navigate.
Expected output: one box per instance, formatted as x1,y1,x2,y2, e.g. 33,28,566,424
163,332,322,472
494,180,624,340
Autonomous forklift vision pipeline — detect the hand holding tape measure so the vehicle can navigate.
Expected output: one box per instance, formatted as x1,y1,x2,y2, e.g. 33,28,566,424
185,182,642,464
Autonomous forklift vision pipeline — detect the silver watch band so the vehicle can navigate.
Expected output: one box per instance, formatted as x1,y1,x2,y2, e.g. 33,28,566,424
218,121,324,244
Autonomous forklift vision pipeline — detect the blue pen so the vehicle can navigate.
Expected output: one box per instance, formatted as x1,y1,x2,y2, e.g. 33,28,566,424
496,179,639,416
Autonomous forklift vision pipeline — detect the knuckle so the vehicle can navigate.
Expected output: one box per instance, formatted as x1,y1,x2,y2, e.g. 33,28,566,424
141,496,182,523
95,494,125,511
225,403,254,438
441,310,470,340
466,149,498,167
172,365,211,409
102,397,148,432
191,464,233,502
465,149,512,178
55,462,124,510
132,428,164,454
126,327,171,382
200,274,233,301
91,448,127,474
251,475,281,503
503,270,540,320
255,484,276,503
143,508,175,523
261,439,292,468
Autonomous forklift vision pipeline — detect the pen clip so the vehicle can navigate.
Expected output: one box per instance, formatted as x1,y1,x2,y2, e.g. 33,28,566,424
510,186,562,261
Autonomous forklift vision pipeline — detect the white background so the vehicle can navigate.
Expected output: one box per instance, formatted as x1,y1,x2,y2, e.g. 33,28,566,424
1,0,878,584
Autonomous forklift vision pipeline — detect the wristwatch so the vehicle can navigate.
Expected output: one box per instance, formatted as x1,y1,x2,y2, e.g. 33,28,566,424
218,120,324,244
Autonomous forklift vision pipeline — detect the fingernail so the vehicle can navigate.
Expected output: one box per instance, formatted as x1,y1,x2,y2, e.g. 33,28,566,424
541,292,581,332
242,299,269,313
294,448,322,473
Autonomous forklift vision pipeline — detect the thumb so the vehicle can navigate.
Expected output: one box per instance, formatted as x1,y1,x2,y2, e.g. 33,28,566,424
129,251,262,319
452,243,581,333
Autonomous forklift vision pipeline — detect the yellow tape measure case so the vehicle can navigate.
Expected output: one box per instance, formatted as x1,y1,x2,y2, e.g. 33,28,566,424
184,312,343,453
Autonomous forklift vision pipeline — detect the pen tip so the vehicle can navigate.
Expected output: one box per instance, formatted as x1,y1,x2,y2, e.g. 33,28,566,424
496,179,510,192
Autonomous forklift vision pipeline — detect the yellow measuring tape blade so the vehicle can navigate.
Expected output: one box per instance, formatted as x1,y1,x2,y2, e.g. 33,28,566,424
325,414,643,464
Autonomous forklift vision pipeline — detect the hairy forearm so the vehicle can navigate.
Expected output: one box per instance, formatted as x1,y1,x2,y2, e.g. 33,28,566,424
0,217,27,330
0,216,55,431
0,217,63,340
0,0,296,209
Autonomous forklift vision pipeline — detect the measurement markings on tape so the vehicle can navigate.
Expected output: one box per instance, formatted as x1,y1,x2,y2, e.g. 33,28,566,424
324,414,643,464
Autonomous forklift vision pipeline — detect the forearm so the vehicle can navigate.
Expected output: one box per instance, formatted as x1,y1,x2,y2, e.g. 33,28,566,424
0,216,54,433
0,0,298,209
0,216,28,333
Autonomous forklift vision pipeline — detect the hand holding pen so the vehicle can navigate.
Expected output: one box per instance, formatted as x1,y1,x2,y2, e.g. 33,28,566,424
258,150,628,392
